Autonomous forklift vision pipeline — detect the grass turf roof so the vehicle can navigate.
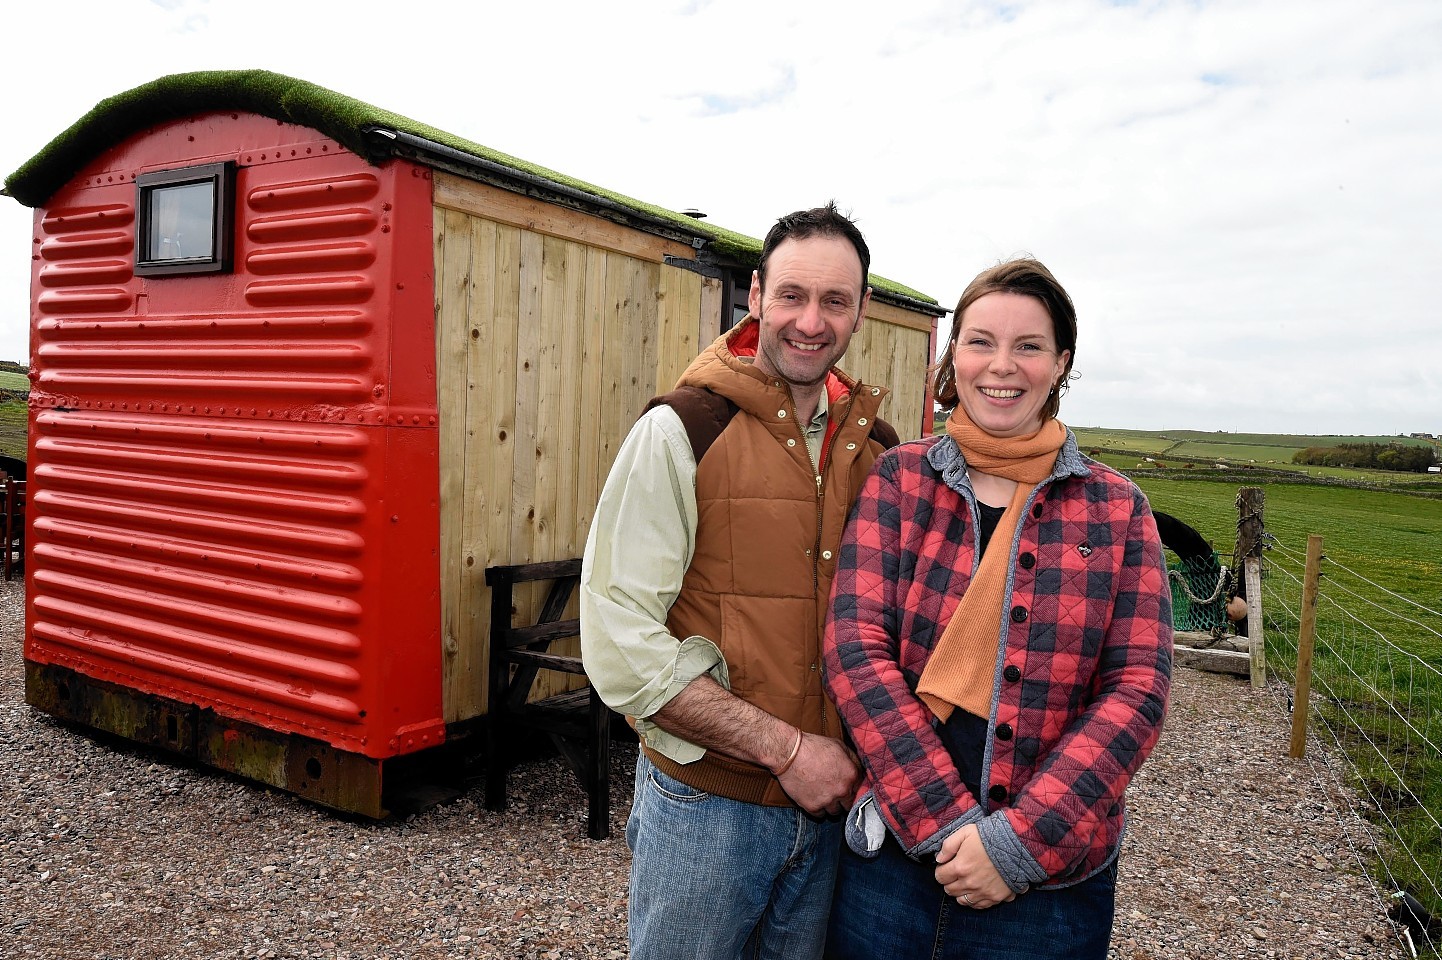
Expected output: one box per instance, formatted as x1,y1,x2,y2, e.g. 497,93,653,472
3,69,937,308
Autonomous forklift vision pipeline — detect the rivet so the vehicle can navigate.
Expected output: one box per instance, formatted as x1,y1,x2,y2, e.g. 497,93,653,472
858,418,868,426
846,442,857,451
787,439,796,447
778,409,787,419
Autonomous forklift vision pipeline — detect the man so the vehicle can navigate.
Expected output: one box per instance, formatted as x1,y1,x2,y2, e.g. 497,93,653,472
581,202,898,960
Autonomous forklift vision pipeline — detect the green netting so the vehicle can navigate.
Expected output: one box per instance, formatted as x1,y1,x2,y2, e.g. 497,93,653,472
1167,551,1230,633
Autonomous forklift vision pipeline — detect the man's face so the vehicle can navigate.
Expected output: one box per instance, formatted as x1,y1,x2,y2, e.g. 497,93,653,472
747,235,870,390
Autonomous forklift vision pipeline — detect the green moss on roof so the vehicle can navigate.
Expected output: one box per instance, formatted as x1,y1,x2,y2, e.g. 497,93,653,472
3,69,937,307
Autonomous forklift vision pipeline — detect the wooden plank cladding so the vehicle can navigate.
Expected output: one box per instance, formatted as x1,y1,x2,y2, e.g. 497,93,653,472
433,187,940,721
433,172,696,265
435,205,705,720
841,309,935,441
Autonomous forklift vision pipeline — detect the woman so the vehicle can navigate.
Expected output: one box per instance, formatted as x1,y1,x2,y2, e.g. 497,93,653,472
822,259,1172,959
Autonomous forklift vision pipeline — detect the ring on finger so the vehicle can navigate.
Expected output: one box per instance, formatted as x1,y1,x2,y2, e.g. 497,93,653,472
961,893,975,907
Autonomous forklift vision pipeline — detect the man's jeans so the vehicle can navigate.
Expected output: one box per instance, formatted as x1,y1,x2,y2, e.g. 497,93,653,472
826,836,1117,960
626,754,842,960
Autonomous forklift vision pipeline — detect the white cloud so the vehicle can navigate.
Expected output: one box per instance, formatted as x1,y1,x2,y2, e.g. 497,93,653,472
2,0,1439,434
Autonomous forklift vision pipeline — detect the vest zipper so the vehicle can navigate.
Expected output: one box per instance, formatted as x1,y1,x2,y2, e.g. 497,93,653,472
808,392,853,737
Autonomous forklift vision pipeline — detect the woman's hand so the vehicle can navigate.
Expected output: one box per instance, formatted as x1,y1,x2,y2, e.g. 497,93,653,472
934,823,1016,909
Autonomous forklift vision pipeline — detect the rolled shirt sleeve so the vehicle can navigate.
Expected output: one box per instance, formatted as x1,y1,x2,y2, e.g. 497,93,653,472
580,405,727,764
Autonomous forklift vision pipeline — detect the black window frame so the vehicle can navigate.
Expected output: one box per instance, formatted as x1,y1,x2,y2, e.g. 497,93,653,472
723,270,751,331
134,161,236,277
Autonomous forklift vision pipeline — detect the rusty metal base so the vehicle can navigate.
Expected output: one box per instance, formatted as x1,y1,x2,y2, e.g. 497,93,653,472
24,661,471,819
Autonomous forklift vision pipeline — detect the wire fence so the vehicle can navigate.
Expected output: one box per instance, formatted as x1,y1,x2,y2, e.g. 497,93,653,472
1259,533,1442,958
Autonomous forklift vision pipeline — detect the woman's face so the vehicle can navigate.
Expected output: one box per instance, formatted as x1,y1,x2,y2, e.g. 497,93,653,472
951,292,1070,438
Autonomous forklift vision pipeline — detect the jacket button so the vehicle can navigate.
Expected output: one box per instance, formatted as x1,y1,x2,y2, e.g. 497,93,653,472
1004,665,1021,683
988,785,1008,803
846,442,857,451
858,417,868,426
871,387,881,396
1018,552,1035,569
787,438,796,447
996,723,1013,741
821,550,833,561
778,409,788,418
1031,503,1043,519
1010,606,1027,623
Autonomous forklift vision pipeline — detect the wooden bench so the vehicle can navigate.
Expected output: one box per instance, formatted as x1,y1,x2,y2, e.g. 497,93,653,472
484,559,620,840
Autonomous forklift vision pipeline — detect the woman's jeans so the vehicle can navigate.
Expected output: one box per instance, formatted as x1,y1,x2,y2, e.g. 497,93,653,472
826,834,1117,960
626,755,843,960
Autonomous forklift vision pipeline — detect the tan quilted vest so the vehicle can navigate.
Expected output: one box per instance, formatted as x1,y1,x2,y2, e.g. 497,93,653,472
643,321,890,806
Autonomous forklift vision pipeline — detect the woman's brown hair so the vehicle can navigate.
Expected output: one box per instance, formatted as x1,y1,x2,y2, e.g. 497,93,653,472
931,258,1078,423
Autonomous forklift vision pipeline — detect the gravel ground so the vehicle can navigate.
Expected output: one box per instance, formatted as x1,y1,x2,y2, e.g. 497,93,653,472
0,576,1409,959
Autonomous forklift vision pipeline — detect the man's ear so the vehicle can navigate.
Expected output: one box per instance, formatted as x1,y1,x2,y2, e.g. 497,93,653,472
748,270,763,319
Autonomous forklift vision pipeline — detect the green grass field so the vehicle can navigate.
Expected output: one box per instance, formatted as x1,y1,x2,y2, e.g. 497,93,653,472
0,371,29,393
1073,426,1441,478
1134,477,1442,606
1130,472,1441,939
1074,425,1439,451
1073,425,1442,492
0,401,25,460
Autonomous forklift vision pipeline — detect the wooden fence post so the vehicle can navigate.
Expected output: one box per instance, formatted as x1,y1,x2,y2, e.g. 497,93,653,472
1237,487,1267,688
1289,535,1324,759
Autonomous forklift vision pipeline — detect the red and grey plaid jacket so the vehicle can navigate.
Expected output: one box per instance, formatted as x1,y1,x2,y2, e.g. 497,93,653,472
823,432,1172,891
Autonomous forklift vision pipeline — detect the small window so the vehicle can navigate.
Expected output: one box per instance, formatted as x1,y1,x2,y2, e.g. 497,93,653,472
134,162,235,276
723,272,751,331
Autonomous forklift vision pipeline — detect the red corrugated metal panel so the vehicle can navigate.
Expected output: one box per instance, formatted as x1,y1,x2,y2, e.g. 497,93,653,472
25,113,443,758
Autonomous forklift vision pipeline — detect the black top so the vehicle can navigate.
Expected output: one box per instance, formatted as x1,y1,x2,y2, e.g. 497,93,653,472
935,499,1008,805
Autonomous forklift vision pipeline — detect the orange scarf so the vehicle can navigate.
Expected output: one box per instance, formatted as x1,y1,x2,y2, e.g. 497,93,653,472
915,406,1067,721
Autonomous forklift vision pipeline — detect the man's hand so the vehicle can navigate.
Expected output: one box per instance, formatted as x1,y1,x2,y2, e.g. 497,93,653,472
649,677,860,815
776,732,861,817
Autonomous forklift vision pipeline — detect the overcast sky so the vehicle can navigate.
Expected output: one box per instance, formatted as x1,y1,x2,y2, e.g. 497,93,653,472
2,0,1437,436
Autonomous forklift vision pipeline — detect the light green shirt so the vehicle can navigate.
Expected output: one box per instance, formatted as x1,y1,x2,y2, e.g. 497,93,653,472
580,389,830,763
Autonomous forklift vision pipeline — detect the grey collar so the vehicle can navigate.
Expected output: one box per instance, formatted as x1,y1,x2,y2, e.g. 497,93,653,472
926,430,1089,496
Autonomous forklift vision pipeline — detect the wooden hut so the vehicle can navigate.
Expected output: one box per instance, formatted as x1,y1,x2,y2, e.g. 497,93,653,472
2,70,944,816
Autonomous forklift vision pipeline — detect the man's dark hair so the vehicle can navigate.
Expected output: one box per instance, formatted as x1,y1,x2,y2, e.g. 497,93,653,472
756,201,870,297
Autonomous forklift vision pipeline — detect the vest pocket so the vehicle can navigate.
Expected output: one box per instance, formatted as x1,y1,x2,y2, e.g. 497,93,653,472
718,594,812,710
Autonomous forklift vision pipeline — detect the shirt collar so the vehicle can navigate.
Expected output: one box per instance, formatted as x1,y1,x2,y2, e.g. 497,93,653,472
807,389,830,432
927,428,1089,494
